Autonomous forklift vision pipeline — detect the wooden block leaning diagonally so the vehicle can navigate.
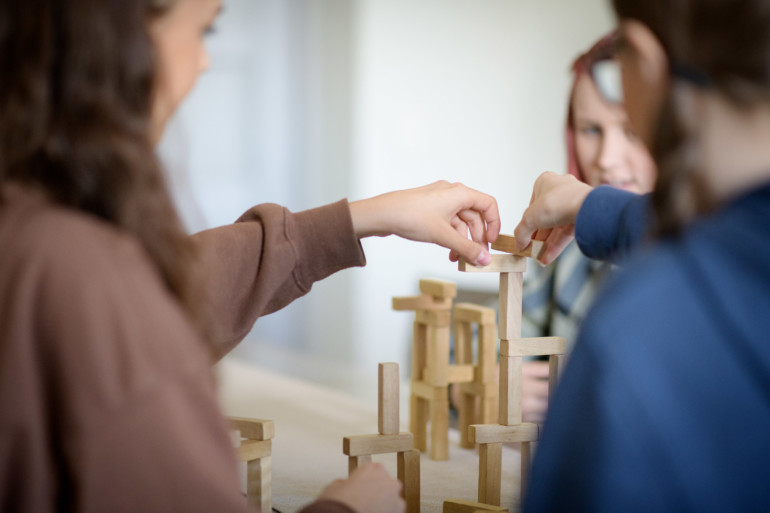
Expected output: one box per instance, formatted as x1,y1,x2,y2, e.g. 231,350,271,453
500,337,566,357
419,278,458,299
490,234,545,259
468,423,539,444
379,362,400,436
458,255,528,273
443,498,509,512
343,433,414,457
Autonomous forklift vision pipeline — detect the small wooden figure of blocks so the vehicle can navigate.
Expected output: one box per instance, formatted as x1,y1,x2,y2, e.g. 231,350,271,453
230,417,275,512
343,363,420,513
393,279,498,460
446,235,566,511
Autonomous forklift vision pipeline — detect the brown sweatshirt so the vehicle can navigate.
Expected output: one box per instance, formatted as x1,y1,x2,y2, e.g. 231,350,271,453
0,185,365,513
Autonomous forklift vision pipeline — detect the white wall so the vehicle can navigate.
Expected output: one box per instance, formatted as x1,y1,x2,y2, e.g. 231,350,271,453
159,0,614,379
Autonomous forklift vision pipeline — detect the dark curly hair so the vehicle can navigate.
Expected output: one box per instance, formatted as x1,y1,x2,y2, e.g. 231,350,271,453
0,0,213,351
612,0,770,237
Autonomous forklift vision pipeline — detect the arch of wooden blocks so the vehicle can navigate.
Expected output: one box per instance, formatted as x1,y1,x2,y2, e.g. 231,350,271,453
343,363,420,513
230,417,275,512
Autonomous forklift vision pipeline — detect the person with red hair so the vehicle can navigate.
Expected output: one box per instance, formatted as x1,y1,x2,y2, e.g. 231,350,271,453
519,34,656,423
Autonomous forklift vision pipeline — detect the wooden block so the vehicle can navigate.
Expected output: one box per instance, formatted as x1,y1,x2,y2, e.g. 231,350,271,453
393,295,453,311
478,443,502,506
416,309,452,327
499,356,522,426
246,456,271,513
237,440,272,462
424,324,450,387
379,363,400,436
410,395,428,452
455,320,473,365
490,234,544,259
348,454,371,475
229,418,275,441
458,392,477,449
498,273,522,340
411,381,447,401
549,354,565,397
458,254,528,273
460,381,498,398
398,449,421,513
343,433,414,456
469,423,539,444
443,499,508,512
412,321,427,382
476,324,497,384
419,278,458,299
429,398,449,461
454,303,496,325
447,364,474,384
500,337,566,357
520,441,532,499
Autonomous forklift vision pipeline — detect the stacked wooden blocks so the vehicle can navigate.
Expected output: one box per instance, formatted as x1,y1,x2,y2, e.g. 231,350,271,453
230,417,275,512
393,279,456,461
343,363,420,513
446,235,566,511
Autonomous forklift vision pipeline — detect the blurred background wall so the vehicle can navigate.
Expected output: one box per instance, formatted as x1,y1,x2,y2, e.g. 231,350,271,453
158,0,613,387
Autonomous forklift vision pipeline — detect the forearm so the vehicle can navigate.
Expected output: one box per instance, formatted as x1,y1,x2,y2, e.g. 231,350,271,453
575,186,651,262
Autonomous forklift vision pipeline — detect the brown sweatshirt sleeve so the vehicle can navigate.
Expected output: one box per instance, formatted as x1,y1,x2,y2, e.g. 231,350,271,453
192,200,366,355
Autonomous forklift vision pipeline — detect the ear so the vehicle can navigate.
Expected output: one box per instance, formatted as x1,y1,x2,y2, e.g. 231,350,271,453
621,20,669,93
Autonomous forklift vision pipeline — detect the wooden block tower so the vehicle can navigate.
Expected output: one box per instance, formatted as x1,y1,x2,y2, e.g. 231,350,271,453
393,279,455,461
343,362,421,513
446,235,566,511
230,417,275,513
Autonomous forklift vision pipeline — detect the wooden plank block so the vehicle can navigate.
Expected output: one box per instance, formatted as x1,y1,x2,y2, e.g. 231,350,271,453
476,324,497,384
469,423,539,444
412,321,427,382
460,381,497,397
419,278,458,299
521,442,532,499
230,417,275,441
549,354,565,397
499,356,522,426
398,449,421,513
454,319,473,365
454,303,496,325
348,454,371,475
448,364,474,384
458,254,527,273
478,443,502,506
343,433,414,456
411,381,447,401
458,392,476,449
379,362,400,436
416,309,452,327
410,395,428,452
500,337,566,357
393,295,453,311
424,325,450,387
498,273,522,340
490,234,544,259
237,439,272,462
246,456,271,513
443,498,508,512
429,398,449,461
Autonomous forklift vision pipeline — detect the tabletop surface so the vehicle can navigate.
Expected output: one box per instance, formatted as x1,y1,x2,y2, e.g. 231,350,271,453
218,356,524,513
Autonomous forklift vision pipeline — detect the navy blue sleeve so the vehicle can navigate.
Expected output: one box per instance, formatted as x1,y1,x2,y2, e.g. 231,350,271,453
574,186,650,262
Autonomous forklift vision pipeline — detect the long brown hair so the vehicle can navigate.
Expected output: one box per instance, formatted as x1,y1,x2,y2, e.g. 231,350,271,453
612,0,770,236
0,0,212,351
